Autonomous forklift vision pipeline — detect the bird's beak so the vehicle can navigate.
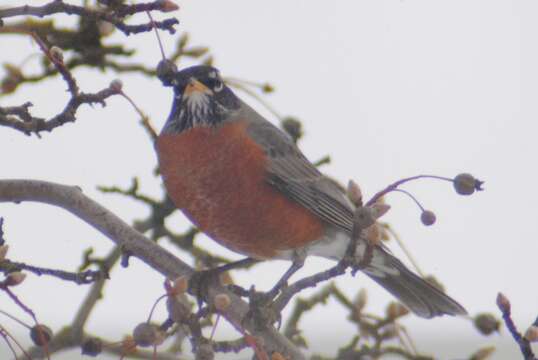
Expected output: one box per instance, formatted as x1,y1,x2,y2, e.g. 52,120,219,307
184,78,212,96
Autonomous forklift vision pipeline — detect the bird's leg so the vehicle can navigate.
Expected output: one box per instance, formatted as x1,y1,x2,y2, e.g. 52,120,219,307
266,257,305,300
247,258,305,306
245,258,305,329
188,257,259,307
211,257,259,273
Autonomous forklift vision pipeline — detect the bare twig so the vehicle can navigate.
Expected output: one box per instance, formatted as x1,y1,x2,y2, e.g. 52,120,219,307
0,1,179,36
0,85,119,136
0,217,5,245
273,263,348,313
29,31,78,94
0,179,306,360
0,30,124,136
0,324,32,360
496,293,537,360
0,259,102,284
366,175,453,206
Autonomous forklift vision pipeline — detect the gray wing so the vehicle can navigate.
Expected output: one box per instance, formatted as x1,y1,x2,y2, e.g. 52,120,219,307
241,108,467,319
245,115,355,232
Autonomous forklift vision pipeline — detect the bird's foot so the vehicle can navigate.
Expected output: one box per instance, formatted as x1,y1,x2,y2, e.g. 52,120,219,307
188,268,222,308
244,285,282,330
188,258,258,308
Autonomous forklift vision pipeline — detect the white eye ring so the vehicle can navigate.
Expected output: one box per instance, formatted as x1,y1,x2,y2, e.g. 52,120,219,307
214,80,224,92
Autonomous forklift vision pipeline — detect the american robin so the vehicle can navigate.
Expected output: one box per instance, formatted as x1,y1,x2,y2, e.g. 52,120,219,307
156,65,466,318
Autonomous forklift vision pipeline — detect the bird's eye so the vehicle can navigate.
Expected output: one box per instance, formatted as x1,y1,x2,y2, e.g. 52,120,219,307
213,79,224,92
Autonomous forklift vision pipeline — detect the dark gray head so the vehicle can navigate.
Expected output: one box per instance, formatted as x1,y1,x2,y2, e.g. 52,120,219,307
161,65,240,134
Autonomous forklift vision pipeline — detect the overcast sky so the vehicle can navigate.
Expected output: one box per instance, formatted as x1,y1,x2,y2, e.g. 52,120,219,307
1,1,537,359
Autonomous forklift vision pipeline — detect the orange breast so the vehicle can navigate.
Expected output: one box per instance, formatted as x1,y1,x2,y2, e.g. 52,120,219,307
156,121,324,259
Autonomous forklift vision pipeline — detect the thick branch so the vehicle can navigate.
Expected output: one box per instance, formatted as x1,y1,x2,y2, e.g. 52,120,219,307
0,179,305,360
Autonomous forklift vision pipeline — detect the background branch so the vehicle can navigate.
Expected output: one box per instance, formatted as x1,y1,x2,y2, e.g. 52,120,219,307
0,1,179,35
0,179,305,360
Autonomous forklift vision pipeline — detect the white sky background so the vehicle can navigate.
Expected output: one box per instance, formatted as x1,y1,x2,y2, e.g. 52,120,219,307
1,0,537,359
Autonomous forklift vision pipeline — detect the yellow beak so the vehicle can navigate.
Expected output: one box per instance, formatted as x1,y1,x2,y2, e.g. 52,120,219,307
184,78,211,96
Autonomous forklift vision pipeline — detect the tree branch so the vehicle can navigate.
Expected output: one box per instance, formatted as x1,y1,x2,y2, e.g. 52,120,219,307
0,259,102,285
496,293,537,360
0,179,305,360
0,1,179,36
0,86,119,136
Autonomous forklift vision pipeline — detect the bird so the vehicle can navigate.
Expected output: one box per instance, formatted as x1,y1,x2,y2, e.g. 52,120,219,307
155,65,467,319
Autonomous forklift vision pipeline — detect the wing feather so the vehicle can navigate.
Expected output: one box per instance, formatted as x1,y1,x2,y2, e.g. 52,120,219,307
245,117,355,232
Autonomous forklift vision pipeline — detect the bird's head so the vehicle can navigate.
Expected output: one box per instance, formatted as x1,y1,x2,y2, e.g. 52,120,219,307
161,65,240,134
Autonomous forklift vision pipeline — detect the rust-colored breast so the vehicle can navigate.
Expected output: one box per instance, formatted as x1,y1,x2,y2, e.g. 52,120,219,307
156,121,324,259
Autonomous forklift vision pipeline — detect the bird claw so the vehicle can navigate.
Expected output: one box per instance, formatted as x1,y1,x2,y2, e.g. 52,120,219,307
243,286,282,329
188,269,221,308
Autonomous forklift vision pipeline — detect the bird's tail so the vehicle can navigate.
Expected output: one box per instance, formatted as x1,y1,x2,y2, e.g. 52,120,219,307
364,248,467,318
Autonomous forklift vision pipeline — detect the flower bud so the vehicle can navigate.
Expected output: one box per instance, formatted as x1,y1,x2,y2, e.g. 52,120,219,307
121,336,137,355
170,276,188,296
184,47,209,57
496,292,511,313
97,21,115,37
178,33,189,49
109,79,123,93
272,352,287,360
524,326,538,342
5,271,26,286
421,210,436,226
262,83,274,93
371,203,390,220
166,295,191,322
470,346,495,360
81,337,103,357
353,207,376,229
30,324,52,346
354,204,390,232
281,117,303,142
133,323,160,347
353,288,368,315
195,342,214,360
364,223,382,246
49,46,64,63
473,313,500,335
158,0,179,12
157,59,178,87
0,245,9,261
453,173,483,195
214,293,231,311
219,271,234,286
347,180,363,207
386,301,409,319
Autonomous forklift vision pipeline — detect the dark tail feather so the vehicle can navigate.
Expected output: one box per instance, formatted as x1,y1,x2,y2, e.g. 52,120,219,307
365,249,467,319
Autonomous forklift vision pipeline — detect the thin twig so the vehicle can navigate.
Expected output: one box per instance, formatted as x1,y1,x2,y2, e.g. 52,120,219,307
0,309,32,329
496,293,536,360
0,179,306,360
0,259,102,284
0,1,179,36
366,175,454,206
0,324,32,360
273,263,348,312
